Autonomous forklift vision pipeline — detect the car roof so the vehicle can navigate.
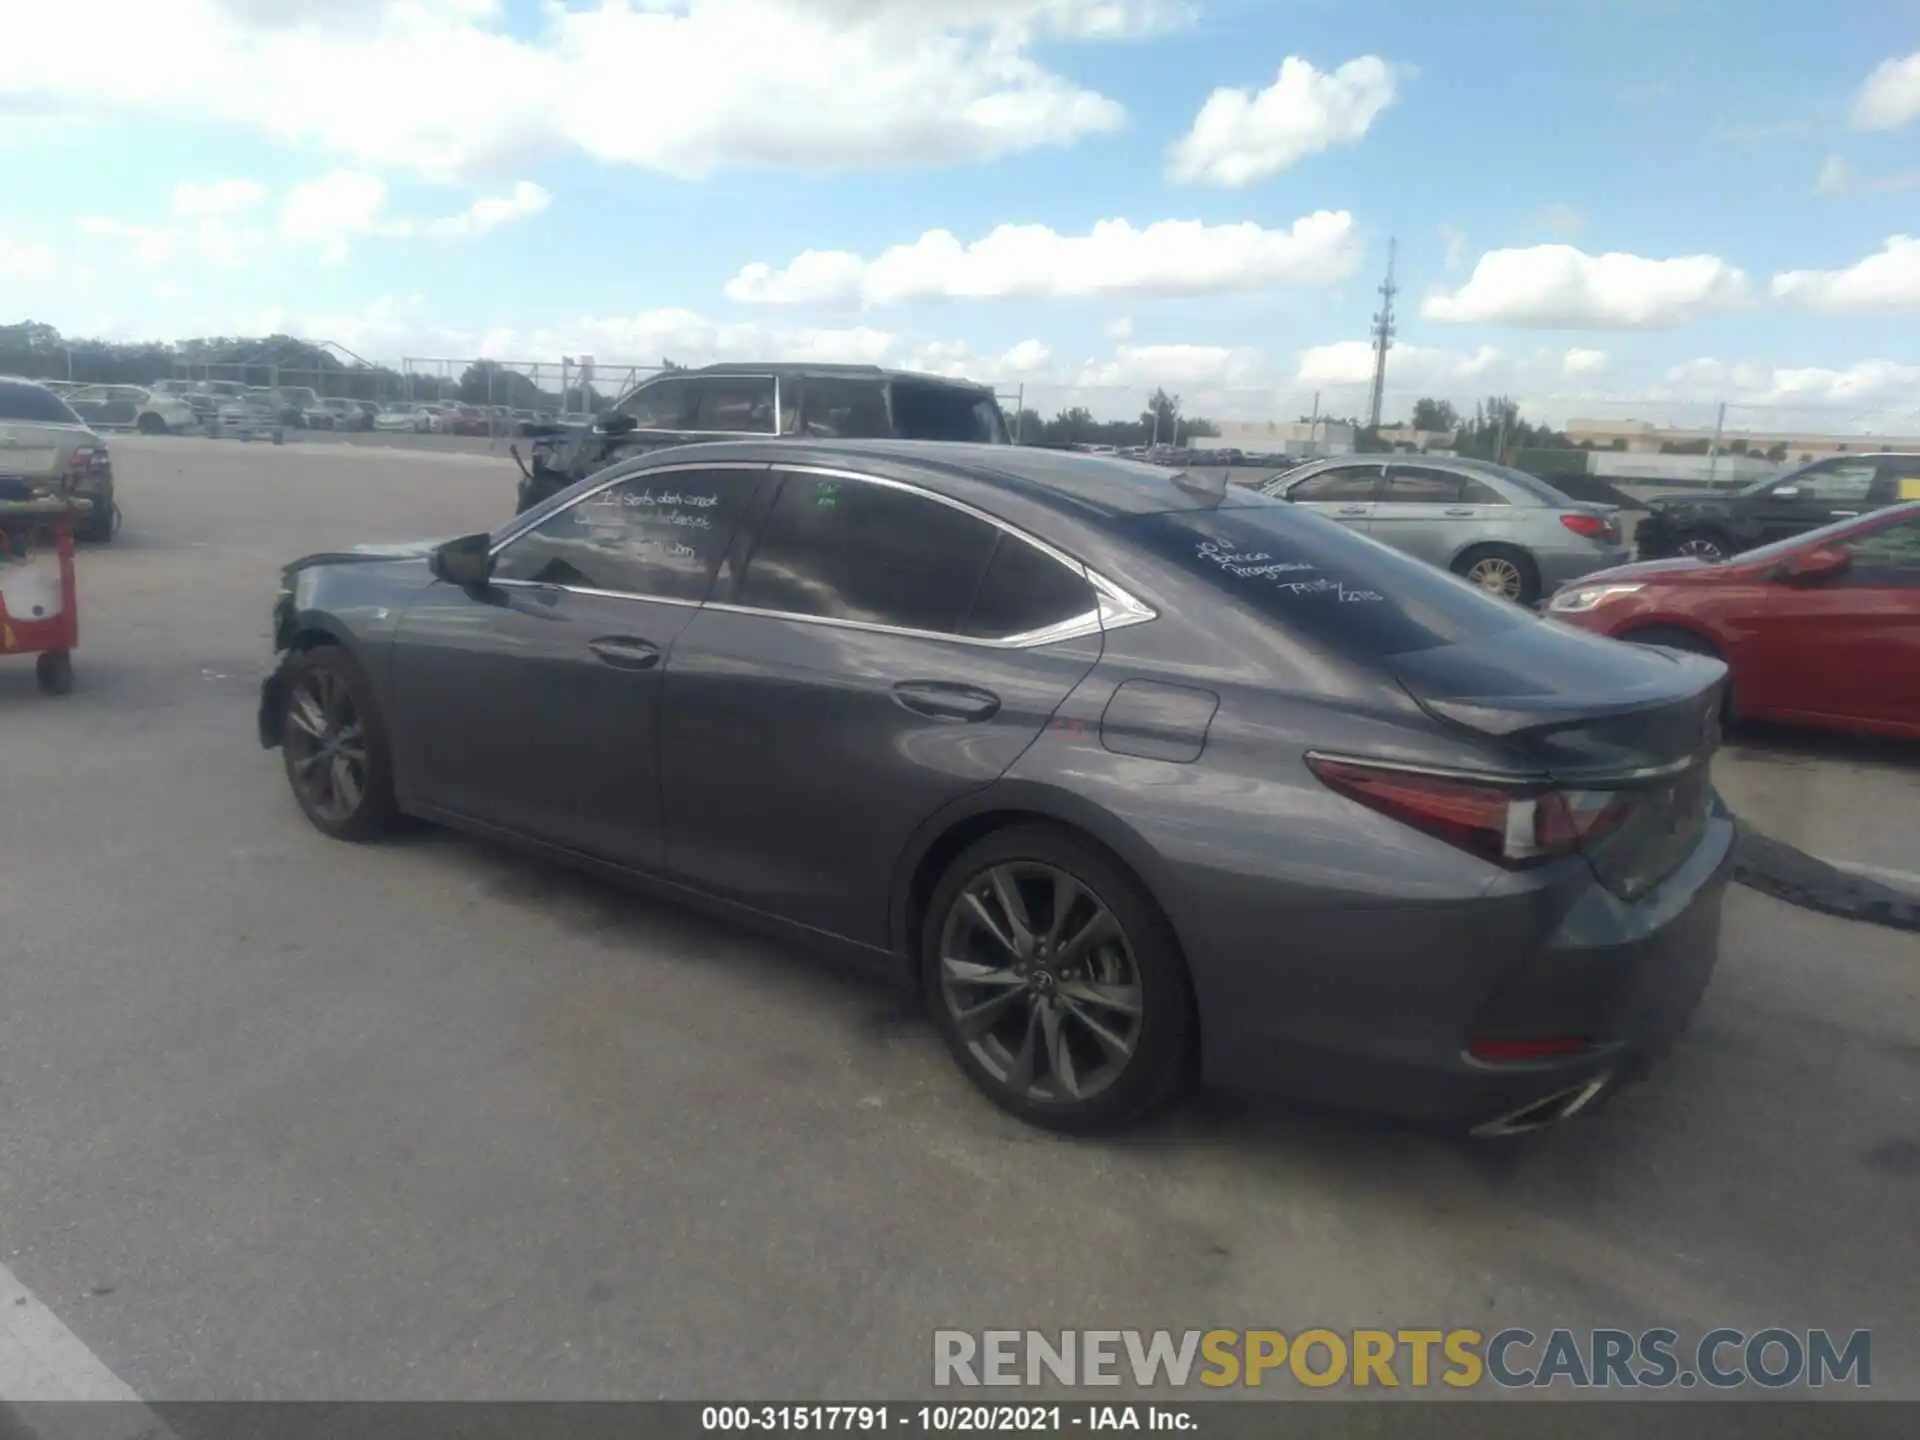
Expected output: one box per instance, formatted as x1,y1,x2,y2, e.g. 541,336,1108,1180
644,362,997,396
631,438,1220,521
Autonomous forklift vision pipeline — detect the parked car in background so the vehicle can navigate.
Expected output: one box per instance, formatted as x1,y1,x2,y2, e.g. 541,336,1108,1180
41,380,82,397
447,405,491,437
1257,455,1628,606
373,403,432,433
513,363,1012,513
1633,453,1920,562
62,383,197,436
259,441,1731,1135
148,379,219,425
216,390,282,435
319,398,372,431
1549,502,1920,740
0,376,116,541
263,386,331,428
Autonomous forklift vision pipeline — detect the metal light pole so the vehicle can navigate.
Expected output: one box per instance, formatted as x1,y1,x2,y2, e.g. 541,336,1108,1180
1706,401,1727,486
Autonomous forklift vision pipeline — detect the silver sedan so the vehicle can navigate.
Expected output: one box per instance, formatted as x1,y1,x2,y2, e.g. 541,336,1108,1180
1258,455,1630,605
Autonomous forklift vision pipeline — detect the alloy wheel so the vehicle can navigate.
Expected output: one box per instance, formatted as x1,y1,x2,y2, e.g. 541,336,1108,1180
284,668,371,824
936,862,1144,1104
1676,536,1726,561
1465,555,1525,600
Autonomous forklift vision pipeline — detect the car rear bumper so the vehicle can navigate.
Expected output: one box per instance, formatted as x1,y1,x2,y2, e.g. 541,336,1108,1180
1191,810,1735,1130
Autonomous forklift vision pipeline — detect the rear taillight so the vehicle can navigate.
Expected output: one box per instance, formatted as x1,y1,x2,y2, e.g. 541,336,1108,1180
1305,756,1632,868
1560,513,1619,543
66,447,93,473
1468,1036,1592,1063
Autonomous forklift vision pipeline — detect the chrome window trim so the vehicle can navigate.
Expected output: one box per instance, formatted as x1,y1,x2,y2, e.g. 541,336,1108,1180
482,458,1159,647
488,460,769,556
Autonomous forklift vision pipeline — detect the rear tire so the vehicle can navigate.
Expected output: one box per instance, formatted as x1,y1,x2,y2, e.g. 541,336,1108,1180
1672,529,1731,562
84,497,115,543
922,825,1194,1134
1453,544,1540,606
34,649,73,695
277,646,399,842
135,412,166,435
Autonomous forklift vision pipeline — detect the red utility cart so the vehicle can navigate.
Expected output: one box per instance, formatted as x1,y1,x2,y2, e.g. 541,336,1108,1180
0,496,85,695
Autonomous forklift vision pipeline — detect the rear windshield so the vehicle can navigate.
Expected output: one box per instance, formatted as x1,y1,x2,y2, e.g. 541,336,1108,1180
0,381,82,425
889,381,1009,444
1123,490,1527,657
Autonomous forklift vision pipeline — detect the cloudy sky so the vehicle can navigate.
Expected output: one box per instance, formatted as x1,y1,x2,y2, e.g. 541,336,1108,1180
1,0,1916,426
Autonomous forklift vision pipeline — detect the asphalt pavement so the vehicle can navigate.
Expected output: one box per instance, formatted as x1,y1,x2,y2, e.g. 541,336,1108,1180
1,437,1915,1404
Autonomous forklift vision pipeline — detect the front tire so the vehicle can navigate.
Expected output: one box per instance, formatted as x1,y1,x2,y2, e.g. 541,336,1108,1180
922,826,1194,1133
278,646,398,842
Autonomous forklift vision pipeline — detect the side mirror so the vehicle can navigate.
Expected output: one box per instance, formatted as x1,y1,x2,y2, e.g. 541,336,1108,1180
431,532,495,589
598,413,637,435
1777,545,1850,585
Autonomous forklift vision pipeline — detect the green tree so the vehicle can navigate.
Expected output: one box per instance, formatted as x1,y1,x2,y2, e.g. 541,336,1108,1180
1142,388,1180,443
1765,442,1789,462
1410,397,1460,433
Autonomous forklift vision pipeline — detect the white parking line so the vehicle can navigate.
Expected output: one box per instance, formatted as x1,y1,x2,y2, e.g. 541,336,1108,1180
0,1261,159,1422
1830,859,1920,893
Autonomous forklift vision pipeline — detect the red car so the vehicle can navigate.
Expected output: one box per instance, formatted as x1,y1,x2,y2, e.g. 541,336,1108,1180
1546,501,1920,740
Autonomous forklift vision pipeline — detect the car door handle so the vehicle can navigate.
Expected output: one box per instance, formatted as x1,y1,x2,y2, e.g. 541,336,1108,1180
892,681,1001,722
586,636,662,671
1830,510,1859,517
1336,506,1370,516
1444,507,1476,517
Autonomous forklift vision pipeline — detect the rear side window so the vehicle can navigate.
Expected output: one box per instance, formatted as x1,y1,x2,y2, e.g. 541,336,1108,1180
1124,492,1526,657
0,382,81,424
889,381,1008,443
493,467,761,602
1383,467,1463,503
692,376,775,433
736,471,999,633
962,534,1096,640
796,378,892,439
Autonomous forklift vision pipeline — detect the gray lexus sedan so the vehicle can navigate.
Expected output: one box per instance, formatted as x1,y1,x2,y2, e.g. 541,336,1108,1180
1257,455,1630,605
258,441,1732,1135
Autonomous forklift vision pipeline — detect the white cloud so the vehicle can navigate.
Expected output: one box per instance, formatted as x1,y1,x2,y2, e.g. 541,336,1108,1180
1662,356,1920,411
1851,50,1920,131
1422,244,1752,328
1771,235,1920,311
1562,347,1607,377
725,212,1361,306
75,171,550,269
1295,340,1504,390
1816,155,1851,197
1440,224,1469,272
1104,316,1133,340
1167,55,1400,188
1536,202,1585,237
1079,343,1266,388
0,236,60,277
0,1,1177,180
422,180,551,240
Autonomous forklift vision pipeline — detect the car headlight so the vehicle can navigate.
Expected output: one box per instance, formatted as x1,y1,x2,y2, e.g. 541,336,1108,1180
1549,582,1644,613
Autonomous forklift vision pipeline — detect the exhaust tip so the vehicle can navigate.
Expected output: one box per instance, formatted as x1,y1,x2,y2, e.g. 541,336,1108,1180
1471,1074,1613,1138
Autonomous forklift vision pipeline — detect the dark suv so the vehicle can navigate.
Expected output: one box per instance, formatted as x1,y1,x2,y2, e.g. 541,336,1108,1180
1635,452,1920,561
510,363,1010,512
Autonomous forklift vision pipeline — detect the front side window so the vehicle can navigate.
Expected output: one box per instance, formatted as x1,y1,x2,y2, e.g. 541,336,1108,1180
1839,513,1920,582
616,377,697,430
735,471,1000,633
961,534,1096,640
1287,466,1381,503
1783,463,1877,502
690,376,776,433
493,466,761,602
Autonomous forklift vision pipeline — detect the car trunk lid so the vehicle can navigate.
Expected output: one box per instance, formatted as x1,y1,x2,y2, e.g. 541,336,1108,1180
1388,621,1727,899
